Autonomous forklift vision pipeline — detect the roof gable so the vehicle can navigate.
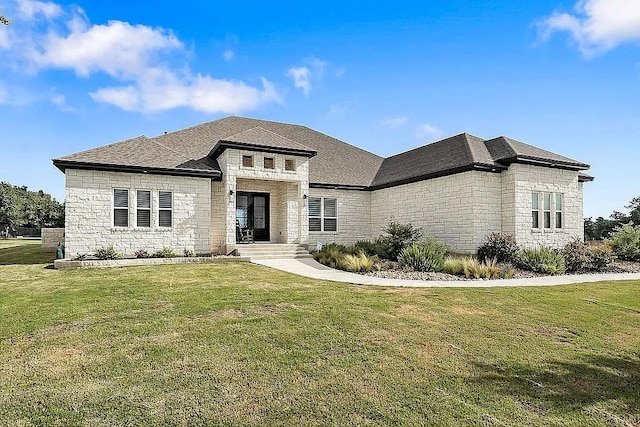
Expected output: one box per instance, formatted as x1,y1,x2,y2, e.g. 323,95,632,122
484,136,588,169
210,126,317,158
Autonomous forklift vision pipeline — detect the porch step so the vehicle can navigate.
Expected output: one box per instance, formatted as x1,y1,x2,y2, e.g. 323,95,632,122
235,244,312,261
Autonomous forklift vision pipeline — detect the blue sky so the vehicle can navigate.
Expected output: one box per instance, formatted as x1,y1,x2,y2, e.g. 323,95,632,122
1,0,639,218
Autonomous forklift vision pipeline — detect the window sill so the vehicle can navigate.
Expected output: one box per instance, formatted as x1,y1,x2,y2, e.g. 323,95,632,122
111,227,173,232
531,229,566,234
309,231,339,235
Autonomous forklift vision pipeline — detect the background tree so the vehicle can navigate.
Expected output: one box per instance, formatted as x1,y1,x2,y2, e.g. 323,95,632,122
0,11,9,25
0,182,64,234
584,194,640,240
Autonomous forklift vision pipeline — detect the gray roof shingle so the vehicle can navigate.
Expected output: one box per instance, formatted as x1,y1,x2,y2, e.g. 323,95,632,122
54,116,590,187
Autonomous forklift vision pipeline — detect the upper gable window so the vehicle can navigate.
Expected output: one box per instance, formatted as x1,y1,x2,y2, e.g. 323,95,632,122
242,155,253,168
264,157,275,169
285,158,296,171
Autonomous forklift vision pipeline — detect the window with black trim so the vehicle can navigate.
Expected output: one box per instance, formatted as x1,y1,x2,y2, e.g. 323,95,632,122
264,157,275,169
308,197,337,232
113,189,129,227
137,190,151,227
159,191,173,228
242,155,253,167
532,191,564,229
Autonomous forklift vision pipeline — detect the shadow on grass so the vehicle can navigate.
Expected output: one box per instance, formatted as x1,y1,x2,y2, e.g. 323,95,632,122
472,355,640,420
0,245,55,265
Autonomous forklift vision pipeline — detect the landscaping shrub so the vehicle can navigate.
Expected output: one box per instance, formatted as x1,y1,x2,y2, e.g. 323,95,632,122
153,247,177,258
443,256,503,279
398,237,446,272
353,239,391,259
477,232,519,263
312,244,345,269
339,253,380,273
515,246,565,275
562,239,592,272
562,239,615,272
588,244,614,270
134,249,150,259
381,221,422,260
183,248,195,257
607,224,640,262
95,245,121,260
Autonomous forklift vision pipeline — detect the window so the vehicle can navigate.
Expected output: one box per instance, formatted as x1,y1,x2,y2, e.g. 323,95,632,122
285,158,295,171
242,155,253,167
136,190,151,227
113,189,129,227
308,197,337,232
555,193,563,228
159,191,173,228
264,157,275,169
543,192,551,229
532,191,564,229
531,193,539,228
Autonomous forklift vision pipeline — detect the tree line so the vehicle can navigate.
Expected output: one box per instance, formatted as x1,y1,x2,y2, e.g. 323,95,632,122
0,182,65,234
585,196,640,241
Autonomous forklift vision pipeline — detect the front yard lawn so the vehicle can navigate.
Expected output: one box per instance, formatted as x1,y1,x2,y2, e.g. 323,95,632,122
0,243,638,425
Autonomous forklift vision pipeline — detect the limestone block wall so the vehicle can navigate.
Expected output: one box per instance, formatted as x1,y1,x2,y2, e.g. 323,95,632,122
370,172,480,253
470,171,503,248
218,149,309,252
64,169,211,258
507,163,583,248
41,228,65,249
210,181,227,254
308,188,372,246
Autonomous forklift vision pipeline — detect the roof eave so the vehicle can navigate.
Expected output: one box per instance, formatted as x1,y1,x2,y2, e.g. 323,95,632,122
209,141,317,159
369,163,506,191
499,156,590,171
52,159,222,180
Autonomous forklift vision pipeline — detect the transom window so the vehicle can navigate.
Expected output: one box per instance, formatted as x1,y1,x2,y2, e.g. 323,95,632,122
136,190,151,227
242,155,253,167
113,189,129,227
532,191,563,229
264,157,275,169
158,191,173,228
309,197,337,232
285,158,296,171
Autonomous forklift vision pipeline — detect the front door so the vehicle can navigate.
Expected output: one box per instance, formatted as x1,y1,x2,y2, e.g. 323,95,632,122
236,192,270,242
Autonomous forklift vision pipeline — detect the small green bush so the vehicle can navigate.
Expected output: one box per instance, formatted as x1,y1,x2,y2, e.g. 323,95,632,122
183,248,195,257
153,247,177,258
339,253,380,272
443,256,502,279
381,221,423,261
398,237,446,272
353,239,391,259
95,245,121,260
562,239,592,272
607,225,640,262
134,249,149,259
477,232,519,263
313,244,345,269
588,244,614,270
515,246,565,275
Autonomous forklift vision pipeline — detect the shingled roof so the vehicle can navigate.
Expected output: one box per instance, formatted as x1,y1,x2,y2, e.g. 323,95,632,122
54,116,591,188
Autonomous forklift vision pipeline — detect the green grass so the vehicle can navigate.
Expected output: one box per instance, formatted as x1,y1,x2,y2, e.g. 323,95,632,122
0,243,638,426
0,239,55,265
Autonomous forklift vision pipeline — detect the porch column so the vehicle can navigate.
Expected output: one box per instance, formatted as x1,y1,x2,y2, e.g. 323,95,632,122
225,175,237,250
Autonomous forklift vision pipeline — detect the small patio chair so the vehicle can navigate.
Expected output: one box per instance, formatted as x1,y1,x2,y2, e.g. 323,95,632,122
236,220,254,244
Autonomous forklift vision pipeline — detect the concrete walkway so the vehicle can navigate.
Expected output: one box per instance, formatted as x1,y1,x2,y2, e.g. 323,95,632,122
253,258,640,288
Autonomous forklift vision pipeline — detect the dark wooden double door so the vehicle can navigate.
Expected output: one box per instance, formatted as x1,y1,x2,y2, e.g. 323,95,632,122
236,192,270,242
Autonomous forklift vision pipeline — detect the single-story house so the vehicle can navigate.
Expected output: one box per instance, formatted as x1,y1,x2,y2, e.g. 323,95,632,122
53,116,592,258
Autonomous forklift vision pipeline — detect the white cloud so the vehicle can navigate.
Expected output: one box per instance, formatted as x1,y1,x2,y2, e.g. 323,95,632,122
28,20,183,78
49,90,74,111
286,66,311,96
222,49,234,61
538,0,640,56
327,103,348,118
416,123,444,140
4,1,282,114
91,71,281,114
309,57,327,79
382,116,408,129
17,0,62,20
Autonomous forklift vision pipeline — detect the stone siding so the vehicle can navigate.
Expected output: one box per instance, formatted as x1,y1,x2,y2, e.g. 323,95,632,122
41,228,65,249
371,172,481,253
307,188,372,246
64,169,211,258
506,163,583,248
